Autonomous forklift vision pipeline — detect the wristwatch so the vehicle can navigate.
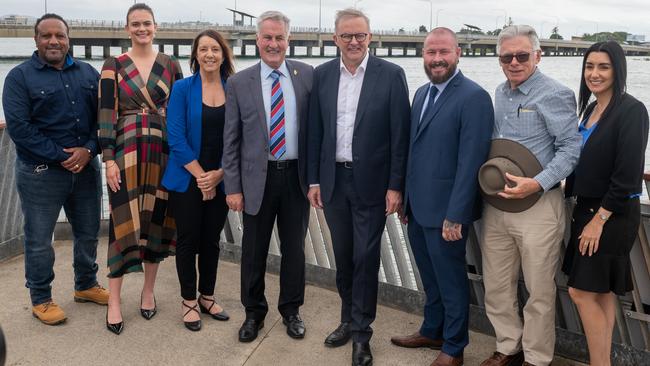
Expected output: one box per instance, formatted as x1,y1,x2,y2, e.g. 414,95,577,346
598,212,609,222
85,148,93,158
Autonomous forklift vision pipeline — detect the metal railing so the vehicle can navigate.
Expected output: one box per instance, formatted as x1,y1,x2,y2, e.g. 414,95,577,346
1,124,649,364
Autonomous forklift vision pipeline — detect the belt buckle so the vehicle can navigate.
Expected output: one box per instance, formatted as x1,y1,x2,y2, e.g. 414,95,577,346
276,161,288,170
344,161,353,169
34,164,48,173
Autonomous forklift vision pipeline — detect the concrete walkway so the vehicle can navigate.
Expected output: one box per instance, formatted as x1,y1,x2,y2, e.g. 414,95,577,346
0,240,585,366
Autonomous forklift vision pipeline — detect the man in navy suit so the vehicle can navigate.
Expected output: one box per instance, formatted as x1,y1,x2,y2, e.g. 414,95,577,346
391,28,494,366
307,8,410,366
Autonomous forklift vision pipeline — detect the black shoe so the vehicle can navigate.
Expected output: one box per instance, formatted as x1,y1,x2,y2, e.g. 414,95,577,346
352,341,373,366
324,322,351,347
282,314,305,339
198,295,229,321
182,301,201,332
140,293,157,320
238,318,264,342
105,308,123,335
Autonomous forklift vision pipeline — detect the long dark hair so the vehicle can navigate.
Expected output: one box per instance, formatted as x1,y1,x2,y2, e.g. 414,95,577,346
578,41,627,119
189,29,235,80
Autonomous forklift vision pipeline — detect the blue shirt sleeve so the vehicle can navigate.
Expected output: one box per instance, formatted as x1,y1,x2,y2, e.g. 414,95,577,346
2,68,70,163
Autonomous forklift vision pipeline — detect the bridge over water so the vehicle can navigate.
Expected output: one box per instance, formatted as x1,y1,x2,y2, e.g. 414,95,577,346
2,23,650,59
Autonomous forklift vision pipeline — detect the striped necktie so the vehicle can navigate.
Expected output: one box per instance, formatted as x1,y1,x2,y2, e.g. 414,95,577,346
269,70,286,159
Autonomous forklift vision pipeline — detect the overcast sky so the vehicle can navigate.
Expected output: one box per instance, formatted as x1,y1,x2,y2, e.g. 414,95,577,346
2,0,648,39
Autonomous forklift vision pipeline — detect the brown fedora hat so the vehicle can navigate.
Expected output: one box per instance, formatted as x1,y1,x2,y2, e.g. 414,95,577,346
479,139,543,213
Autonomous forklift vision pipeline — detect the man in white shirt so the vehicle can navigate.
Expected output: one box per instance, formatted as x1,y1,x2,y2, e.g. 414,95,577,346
306,8,411,366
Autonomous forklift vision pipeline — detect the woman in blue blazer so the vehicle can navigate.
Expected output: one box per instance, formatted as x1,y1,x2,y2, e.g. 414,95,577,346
162,29,234,331
562,41,649,365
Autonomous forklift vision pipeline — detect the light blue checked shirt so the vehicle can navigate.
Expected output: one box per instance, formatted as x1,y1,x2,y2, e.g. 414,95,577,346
261,60,298,160
493,68,581,191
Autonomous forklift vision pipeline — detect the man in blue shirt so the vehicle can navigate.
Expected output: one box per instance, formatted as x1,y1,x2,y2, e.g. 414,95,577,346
2,13,108,326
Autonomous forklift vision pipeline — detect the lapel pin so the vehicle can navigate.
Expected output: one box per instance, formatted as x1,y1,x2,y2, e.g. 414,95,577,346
293,69,298,76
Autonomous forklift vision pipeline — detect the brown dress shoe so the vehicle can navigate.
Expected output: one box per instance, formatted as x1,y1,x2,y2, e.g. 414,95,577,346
480,351,524,366
390,331,443,349
431,352,463,366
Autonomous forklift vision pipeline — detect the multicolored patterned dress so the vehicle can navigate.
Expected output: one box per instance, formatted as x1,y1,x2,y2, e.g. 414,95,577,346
98,53,183,278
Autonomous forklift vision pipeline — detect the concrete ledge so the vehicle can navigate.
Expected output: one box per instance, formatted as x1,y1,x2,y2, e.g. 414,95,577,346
0,235,23,262
220,240,649,366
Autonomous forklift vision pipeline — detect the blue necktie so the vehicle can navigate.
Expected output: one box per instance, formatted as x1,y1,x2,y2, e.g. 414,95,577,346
419,85,438,126
269,70,286,159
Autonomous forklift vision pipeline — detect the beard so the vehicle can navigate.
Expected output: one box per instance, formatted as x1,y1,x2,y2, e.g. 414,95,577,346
424,60,457,84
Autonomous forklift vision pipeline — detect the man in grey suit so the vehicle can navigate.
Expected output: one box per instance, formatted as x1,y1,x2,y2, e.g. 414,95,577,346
223,10,313,343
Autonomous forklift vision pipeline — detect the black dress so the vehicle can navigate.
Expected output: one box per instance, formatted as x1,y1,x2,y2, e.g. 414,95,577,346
562,94,649,296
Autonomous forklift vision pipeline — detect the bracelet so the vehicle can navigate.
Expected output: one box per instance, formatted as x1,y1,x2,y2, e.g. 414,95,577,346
106,161,117,168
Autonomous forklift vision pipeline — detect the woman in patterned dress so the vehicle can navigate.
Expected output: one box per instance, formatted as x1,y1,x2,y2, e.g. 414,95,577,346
98,3,182,334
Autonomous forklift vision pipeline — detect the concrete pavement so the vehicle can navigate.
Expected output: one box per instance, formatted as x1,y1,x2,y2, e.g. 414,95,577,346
0,240,586,365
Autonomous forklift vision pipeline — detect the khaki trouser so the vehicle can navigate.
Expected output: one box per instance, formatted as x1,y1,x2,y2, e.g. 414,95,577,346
480,188,565,366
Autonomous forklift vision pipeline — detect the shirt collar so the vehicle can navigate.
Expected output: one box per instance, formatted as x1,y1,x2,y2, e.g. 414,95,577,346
339,51,370,76
260,59,290,80
429,68,460,94
30,51,75,70
500,67,541,95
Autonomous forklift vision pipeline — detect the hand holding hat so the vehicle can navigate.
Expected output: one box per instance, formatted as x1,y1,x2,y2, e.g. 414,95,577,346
497,172,542,199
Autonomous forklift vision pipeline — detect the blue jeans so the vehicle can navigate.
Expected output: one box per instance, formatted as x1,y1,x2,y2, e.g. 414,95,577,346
15,158,102,306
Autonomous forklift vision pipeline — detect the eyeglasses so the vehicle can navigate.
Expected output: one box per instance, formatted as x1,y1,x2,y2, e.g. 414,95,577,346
337,33,368,43
498,52,531,64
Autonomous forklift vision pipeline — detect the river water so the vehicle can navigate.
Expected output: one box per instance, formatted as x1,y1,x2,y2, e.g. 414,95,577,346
2,37,650,174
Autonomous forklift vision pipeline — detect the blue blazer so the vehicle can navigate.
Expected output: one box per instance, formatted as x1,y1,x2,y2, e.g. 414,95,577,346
404,71,494,227
162,73,226,193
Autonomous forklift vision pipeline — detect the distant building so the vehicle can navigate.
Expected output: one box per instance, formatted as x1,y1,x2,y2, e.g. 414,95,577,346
627,34,646,43
0,14,36,25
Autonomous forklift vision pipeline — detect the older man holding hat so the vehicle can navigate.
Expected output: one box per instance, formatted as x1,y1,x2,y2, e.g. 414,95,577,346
478,25,581,366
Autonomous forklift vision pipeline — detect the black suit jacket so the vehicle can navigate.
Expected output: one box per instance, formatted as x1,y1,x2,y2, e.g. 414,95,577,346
566,93,649,213
307,55,411,205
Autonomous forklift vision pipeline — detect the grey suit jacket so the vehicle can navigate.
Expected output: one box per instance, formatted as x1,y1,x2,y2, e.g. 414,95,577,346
223,59,314,215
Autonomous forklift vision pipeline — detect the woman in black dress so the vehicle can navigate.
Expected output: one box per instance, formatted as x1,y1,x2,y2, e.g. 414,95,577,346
162,29,235,331
563,41,649,365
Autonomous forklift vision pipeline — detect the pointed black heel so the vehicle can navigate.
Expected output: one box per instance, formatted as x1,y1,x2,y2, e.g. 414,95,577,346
140,293,157,320
106,307,124,335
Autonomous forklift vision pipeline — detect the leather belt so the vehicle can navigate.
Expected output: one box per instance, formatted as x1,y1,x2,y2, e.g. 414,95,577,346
268,160,297,169
336,161,353,169
122,107,166,117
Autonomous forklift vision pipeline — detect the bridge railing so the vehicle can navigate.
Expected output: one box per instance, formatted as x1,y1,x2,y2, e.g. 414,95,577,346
0,125,648,365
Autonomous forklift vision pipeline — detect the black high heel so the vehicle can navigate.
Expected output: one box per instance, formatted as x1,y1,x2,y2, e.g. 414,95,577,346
199,295,230,321
182,301,201,332
140,293,157,320
106,307,124,335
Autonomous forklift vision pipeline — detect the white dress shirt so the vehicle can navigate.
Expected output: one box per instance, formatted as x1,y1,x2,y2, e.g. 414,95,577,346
335,52,370,162
260,60,298,160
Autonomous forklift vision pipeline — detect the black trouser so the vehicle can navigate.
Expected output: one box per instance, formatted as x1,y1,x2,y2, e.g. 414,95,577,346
170,179,229,301
241,161,308,321
323,165,386,343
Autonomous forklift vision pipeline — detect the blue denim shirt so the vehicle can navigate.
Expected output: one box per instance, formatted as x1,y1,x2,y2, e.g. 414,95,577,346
2,52,100,164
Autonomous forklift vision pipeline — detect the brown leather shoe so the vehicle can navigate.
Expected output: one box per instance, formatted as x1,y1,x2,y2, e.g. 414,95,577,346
74,284,109,305
431,352,463,366
480,351,524,366
32,301,66,325
390,332,443,349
